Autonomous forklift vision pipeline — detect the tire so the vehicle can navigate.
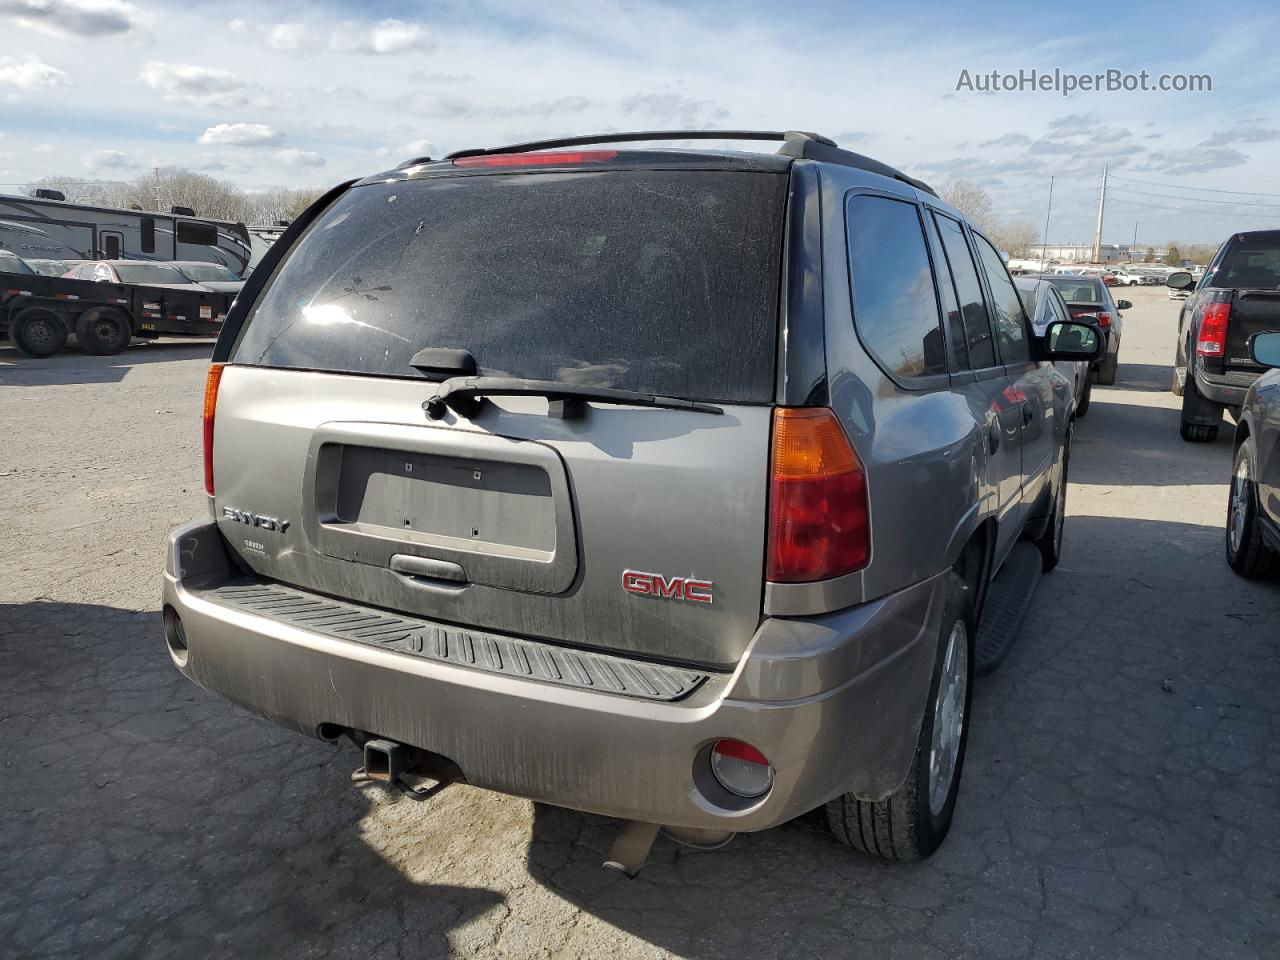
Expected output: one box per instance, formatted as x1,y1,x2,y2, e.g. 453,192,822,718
1179,374,1221,442
1096,351,1118,386
1226,443,1280,579
76,307,132,356
826,572,973,862
8,307,68,358
1076,377,1092,418
1033,428,1071,572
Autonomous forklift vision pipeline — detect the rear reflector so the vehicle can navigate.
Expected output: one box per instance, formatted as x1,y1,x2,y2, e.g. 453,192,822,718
1197,301,1230,357
453,150,618,168
202,363,225,496
710,740,773,798
767,407,870,582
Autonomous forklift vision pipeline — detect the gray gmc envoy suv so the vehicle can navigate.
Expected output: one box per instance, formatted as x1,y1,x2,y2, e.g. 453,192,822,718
162,131,1101,869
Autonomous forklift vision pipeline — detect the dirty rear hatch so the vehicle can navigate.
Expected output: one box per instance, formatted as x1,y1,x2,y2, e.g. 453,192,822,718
211,160,790,669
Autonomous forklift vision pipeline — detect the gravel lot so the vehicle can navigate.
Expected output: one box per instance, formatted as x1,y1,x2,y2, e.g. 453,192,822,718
2,286,1279,959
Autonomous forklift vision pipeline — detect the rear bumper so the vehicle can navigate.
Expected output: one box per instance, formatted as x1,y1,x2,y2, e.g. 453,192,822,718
162,520,943,832
1196,366,1260,407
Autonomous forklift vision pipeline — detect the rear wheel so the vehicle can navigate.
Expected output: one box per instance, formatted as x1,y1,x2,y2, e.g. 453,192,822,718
9,307,67,358
1226,444,1280,579
826,572,972,862
1033,429,1071,572
76,308,132,355
1179,374,1221,442
1095,350,1118,386
1075,377,1092,418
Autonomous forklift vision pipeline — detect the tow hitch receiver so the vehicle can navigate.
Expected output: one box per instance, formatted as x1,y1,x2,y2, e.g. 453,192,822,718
352,738,454,802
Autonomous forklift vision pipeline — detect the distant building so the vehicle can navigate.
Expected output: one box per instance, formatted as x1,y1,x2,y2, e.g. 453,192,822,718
1025,242,1132,264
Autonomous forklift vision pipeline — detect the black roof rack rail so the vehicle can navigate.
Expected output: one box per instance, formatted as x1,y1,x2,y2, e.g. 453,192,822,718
441,129,936,198
444,130,834,160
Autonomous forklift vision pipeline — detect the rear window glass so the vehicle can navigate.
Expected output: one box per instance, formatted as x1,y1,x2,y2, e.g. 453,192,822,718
845,195,946,380
176,221,218,246
1046,277,1102,303
234,170,788,403
1206,237,1280,288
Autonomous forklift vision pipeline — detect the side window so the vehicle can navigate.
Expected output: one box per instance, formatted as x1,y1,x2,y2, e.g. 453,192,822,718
176,221,217,246
972,232,1032,365
141,217,156,254
922,213,969,371
845,194,947,381
104,235,120,259
933,212,997,368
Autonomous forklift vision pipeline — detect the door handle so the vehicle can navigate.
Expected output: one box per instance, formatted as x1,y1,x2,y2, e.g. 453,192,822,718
390,554,469,594
988,423,1000,454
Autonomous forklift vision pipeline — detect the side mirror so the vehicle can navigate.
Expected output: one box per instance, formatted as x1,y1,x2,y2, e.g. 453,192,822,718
1251,331,1280,368
1116,299,1132,311
1042,320,1104,361
1167,271,1195,291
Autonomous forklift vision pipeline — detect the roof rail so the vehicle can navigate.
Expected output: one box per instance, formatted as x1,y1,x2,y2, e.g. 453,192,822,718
441,130,936,197
444,130,834,160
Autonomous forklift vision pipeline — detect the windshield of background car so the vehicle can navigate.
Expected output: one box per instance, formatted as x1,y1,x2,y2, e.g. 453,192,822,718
1045,277,1102,303
179,263,239,282
114,264,190,284
0,253,34,275
233,169,788,403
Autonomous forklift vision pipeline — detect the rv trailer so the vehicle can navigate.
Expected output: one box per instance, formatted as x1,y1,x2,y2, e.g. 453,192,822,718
0,193,251,276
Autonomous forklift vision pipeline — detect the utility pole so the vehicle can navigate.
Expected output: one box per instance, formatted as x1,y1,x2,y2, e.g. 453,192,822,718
1091,163,1108,263
1040,176,1055,272
1132,219,1139,262
154,166,161,213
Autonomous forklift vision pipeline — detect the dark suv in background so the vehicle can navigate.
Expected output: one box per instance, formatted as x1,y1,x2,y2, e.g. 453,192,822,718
1171,230,1280,442
161,131,1100,870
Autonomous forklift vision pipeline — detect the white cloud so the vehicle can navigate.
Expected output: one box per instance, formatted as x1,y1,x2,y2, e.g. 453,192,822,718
276,148,326,168
229,18,245,33
331,18,430,55
84,148,133,170
197,122,283,147
375,138,438,160
140,61,250,109
0,0,142,37
0,55,70,90
267,22,311,51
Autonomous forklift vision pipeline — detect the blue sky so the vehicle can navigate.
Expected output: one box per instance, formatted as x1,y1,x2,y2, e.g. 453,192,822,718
2,0,1279,243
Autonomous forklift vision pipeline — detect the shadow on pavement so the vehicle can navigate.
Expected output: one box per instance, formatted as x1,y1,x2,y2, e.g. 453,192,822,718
1108,361,1176,393
0,600,502,959
1072,388,1235,488
0,341,214,388
519,512,1280,959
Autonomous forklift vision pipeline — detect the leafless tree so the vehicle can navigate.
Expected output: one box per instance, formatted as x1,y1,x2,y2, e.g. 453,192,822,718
941,180,996,233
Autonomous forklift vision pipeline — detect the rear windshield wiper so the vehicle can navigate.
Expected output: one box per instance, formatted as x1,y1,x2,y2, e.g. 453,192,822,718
422,376,724,420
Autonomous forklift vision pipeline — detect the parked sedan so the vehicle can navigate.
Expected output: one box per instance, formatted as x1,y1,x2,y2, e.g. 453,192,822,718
67,260,210,291
1017,276,1093,416
1039,274,1130,385
1226,331,1280,578
169,261,245,295
24,258,85,277
0,250,36,275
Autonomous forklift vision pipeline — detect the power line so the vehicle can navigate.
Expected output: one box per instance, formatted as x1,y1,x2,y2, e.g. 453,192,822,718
1105,195,1280,219
1109,174,1280,199
1107,186,1280,209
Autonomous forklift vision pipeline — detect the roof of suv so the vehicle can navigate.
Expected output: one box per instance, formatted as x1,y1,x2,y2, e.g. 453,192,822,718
359,129,939,197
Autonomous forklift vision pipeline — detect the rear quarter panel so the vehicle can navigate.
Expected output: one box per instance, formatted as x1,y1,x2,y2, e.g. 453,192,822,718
817,168,994,602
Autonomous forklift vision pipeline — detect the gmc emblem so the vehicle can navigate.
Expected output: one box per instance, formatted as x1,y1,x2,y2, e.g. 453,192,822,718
621,569,713,605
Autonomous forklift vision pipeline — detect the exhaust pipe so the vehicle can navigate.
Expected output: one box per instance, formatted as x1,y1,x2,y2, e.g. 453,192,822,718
602,821,661,878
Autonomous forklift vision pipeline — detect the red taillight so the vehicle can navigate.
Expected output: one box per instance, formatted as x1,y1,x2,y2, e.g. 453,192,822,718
202,363,224,496
1197,302,1231,356
766,408,870,582
1095,312,1112,328
452,150,618,168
